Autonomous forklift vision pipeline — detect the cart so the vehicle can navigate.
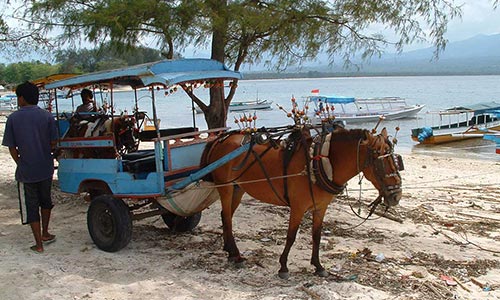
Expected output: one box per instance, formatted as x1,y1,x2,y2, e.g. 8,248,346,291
45,59,243,252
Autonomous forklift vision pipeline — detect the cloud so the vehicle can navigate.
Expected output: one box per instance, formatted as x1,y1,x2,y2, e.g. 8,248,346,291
445,1,500,42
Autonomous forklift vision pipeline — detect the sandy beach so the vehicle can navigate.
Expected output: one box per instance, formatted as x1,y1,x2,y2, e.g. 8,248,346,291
0,115,499,300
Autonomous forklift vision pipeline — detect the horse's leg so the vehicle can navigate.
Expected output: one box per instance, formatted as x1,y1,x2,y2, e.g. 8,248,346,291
231,185,244,217
278,208,305,279
311,207,329,277
219,185,245,266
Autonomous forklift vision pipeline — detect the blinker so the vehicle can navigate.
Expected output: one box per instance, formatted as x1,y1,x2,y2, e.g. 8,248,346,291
395,154,404,171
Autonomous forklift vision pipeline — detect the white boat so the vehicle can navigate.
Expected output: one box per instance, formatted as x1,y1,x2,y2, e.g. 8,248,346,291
411,102,500,144
309,95,424,124
195,99,272,113
0,94,17,114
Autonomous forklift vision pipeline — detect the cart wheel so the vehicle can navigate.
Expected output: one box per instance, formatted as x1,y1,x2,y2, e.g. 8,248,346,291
161,211,201,232
87,195,132,252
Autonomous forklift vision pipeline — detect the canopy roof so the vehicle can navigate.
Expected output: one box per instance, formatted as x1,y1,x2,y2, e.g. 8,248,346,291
309,95,355,104
445,101,500,114
32,73,79,88
45,59,242,90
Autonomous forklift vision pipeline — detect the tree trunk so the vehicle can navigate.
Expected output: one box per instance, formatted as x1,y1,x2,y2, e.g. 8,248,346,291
205,0,229,129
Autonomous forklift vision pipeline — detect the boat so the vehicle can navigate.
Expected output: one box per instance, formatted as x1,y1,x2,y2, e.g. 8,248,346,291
195,99,272,113
484,134,500,154
0,94,17,114
308,95,424,124
411,101,500,145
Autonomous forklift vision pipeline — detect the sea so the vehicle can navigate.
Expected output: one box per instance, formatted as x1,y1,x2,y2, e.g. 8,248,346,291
56,75,500,161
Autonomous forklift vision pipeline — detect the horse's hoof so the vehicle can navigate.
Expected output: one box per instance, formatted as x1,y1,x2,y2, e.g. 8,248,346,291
228,256,246,269
278,271,289,280
314,269,329,277
234,261,246,269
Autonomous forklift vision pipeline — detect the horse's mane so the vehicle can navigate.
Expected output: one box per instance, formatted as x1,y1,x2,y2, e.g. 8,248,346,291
330,128,368,142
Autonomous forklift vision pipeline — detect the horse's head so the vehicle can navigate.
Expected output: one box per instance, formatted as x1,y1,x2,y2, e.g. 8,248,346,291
361,128,403,207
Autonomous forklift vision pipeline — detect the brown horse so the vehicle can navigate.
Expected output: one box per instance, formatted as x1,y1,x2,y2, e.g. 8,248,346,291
200,125,403,279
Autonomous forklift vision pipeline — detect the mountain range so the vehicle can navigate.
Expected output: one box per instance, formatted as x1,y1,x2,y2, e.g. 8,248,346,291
244,34,500,78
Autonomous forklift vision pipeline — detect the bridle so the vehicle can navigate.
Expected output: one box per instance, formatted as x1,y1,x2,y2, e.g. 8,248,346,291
364,133,403,206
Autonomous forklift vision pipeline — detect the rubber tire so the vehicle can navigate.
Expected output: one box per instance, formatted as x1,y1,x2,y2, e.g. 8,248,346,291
161,211,202,232
87,195,132,252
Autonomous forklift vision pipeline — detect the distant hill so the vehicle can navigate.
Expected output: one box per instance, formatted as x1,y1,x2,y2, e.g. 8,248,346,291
243,34,500,78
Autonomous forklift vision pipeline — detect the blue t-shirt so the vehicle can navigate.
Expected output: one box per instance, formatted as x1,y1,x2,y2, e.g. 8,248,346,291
2,105,58,183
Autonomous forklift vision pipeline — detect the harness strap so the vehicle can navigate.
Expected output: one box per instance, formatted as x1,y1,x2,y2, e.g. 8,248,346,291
251,149,290,206
282,130,302,203
217,133,290,206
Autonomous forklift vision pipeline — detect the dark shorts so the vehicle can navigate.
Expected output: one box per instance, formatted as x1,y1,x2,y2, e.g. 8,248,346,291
18,178,54,225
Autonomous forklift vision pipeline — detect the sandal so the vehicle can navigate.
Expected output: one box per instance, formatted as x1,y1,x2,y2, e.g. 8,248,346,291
30,245,44,253
42,235,56,244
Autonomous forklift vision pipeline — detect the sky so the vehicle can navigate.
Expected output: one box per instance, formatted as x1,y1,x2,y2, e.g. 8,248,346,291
438,1,500,43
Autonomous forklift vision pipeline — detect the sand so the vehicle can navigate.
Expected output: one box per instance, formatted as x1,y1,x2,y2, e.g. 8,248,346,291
0,115,499,300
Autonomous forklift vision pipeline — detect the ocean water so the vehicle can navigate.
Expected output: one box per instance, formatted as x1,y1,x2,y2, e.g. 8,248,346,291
56,75,500,160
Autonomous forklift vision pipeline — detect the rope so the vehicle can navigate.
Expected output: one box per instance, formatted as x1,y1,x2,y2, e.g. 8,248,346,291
186,171,307,190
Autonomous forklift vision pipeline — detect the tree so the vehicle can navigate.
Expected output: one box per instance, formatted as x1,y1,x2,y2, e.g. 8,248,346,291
0,1,52,60
25,0,463,128
54,43,163,73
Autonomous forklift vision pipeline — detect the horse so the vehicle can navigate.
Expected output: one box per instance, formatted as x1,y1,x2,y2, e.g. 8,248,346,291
200,125,403,279
61,113,139,158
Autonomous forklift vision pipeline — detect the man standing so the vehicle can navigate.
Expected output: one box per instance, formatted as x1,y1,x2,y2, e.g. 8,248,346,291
2,82,58,253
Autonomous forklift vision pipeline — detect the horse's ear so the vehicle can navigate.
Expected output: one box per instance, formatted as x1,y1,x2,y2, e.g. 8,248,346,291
381,127,388,138
363,129,372,143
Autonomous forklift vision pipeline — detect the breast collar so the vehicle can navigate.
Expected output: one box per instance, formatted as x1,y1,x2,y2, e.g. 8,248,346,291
309,133,346,195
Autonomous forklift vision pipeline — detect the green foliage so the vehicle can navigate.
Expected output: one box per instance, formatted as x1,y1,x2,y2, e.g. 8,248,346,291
0,44,162,86
0,61,59,87
55,42,163,73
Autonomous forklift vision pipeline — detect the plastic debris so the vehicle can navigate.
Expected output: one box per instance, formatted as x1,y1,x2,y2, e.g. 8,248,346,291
440,275,457,286
375,253,385,262
345,274,358,281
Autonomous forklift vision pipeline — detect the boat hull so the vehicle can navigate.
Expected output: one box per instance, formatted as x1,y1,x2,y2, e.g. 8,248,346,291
333,105,424,123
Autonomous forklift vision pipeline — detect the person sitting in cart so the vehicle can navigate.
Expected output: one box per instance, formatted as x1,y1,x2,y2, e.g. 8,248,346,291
76,88,98,113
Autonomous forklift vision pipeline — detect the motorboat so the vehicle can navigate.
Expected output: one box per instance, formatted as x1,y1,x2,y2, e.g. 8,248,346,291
411,102,500,144
308,95,424,124
0,94,17,113
195,99,272,113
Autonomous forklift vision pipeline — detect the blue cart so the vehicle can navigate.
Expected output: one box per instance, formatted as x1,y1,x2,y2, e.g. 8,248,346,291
45,59,243,252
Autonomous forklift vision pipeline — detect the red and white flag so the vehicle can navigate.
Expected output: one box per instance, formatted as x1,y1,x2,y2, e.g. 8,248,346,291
311,89,320,95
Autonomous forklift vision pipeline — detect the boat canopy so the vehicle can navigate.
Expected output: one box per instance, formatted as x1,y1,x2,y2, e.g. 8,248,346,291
309,95,355,104
32,73,79,88
45,59,243,90
445,101,500,114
